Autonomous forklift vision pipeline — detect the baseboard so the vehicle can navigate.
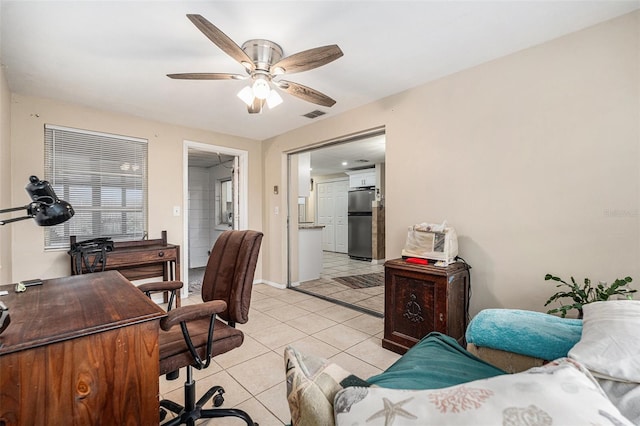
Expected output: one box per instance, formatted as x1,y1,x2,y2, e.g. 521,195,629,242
255,279,287,289
371,258,386,265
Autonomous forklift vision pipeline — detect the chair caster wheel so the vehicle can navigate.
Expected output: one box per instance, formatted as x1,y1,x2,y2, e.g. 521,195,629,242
213,393,224,407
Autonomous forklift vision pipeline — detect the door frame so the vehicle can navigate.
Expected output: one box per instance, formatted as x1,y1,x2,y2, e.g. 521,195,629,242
285,126,386,288
182,140,249,294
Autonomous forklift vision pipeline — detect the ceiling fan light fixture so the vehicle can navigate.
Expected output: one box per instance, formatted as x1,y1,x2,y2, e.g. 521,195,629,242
237,86,255,106
252,76,271,100
170,15,343,112
266,90,283,109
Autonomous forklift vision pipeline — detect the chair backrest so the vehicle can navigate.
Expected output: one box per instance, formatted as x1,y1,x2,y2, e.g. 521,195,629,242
200,230,263,324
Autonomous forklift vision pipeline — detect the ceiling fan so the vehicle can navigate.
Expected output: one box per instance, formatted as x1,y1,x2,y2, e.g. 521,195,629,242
168,14,344,114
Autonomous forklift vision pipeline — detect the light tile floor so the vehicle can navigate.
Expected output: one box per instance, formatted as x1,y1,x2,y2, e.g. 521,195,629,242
295,252,385,316
159,283,401,425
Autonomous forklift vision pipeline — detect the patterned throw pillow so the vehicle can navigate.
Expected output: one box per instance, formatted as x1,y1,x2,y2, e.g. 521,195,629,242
284,345,369,426
334,358,634,425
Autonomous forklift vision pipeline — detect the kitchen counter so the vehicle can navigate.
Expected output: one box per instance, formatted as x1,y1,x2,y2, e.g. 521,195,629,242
298,225,324,282
299,223,325,230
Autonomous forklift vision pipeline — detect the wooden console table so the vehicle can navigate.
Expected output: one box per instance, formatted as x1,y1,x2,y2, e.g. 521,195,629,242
0,271,166,425
383,258,470,354
70,231,181,307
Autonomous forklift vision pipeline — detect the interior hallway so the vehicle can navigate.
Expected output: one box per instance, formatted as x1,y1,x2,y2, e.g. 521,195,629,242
159,283,400,425
294,251,385,316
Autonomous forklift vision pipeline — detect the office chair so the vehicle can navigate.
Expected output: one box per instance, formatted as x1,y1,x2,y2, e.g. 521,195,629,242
149,230,263,426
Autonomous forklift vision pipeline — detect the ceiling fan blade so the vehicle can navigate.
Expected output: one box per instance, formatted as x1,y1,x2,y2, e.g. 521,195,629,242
167,73,246,80
186,14,254,71
275,80,337,107
271,45,343,75
248,98,265,114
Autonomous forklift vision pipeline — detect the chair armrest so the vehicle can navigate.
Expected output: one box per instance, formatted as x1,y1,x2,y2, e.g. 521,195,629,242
160,300,227,331
138,280,183,293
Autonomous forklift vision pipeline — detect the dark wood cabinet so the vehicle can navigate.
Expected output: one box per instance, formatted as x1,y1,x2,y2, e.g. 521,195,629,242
382,258,470,354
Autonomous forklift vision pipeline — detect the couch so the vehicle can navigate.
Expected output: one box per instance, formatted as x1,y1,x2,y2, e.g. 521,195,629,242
284,300,640,425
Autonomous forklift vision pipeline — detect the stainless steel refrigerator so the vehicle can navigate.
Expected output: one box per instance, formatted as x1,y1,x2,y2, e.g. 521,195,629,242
348,188,375,260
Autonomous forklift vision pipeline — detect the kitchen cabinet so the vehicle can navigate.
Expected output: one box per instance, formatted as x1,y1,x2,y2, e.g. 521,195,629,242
347,169,376,189
382,259,470,354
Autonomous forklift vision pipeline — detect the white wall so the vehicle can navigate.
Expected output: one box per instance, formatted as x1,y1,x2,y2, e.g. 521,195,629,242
0,64,11,283
8,94,263,282
188,162,235,269
262,11,640,316
188,166,212,268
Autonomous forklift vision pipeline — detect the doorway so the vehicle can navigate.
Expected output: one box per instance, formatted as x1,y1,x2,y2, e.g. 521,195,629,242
287,131,386,316
182,141,248,295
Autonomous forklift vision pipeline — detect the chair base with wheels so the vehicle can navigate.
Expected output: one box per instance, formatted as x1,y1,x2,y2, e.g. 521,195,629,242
160,365,257,426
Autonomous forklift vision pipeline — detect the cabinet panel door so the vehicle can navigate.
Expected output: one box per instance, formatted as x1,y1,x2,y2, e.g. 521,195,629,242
363,172,376,188
334,180,349,253
393,275,437,338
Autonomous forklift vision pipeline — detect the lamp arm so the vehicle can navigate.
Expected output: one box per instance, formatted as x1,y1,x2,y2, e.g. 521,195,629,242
0,204,36,225
0,205,30,214
0,215,36,226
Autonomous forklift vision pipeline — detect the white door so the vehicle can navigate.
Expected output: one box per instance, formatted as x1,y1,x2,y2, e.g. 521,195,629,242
334,180,349,253
317,180,349,253
317,182,335,251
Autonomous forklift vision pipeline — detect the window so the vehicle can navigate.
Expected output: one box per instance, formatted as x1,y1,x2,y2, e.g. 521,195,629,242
44,125,148,249
219,179,232,226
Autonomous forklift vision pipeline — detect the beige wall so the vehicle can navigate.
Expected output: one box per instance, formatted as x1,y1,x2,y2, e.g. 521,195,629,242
262,11,640,315
8,94,263,282
0,65,12,283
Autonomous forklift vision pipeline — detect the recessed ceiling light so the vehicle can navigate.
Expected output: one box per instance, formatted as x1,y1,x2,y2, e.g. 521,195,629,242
342,161,348,166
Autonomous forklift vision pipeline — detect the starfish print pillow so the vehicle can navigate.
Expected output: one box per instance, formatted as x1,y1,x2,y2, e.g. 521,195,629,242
334,358,633,425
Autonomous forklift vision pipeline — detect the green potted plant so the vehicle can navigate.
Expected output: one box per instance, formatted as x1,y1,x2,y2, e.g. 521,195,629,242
544,274,636,318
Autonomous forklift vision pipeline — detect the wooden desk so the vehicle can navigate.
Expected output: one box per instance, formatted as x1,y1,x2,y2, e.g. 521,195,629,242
70,231,181,307
0,271,166,425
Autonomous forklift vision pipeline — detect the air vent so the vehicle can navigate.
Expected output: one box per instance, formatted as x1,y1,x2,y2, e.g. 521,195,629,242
302,110,326,119
355,159,370,163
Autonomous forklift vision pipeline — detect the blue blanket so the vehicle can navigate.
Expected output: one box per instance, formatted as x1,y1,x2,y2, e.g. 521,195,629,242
465,309,583,361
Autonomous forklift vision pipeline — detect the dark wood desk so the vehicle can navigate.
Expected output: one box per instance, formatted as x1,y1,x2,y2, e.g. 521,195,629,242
0,271,166,425
70,231,181,307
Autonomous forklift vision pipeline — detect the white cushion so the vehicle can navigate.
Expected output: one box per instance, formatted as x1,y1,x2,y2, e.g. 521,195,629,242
568,300,640,382
334,358,633,425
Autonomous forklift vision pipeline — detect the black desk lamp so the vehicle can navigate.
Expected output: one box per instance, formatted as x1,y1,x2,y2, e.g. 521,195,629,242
0,176,74,338
0,175,74,226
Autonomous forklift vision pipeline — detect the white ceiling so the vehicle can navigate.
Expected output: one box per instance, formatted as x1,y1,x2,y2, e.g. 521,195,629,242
1,1,638,142
307,134,386,177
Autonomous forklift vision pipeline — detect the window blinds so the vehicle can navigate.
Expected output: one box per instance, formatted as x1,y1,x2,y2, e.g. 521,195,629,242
44,125,148,249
